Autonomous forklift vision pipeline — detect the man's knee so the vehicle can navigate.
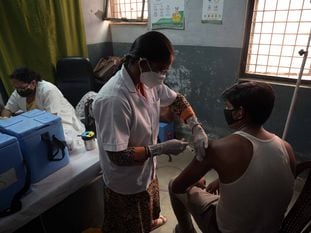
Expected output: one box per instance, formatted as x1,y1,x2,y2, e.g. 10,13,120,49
168,178,190,207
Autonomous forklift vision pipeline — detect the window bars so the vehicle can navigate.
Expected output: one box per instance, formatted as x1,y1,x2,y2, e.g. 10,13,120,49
244,0,311,81
107,0,148,21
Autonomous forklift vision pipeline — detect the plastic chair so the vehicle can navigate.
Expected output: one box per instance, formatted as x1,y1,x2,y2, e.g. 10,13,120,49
55,57,95,107
279,161,311,233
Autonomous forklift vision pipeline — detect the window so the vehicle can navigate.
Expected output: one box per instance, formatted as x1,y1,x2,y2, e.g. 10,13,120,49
106,0,148,22
240,0,311,84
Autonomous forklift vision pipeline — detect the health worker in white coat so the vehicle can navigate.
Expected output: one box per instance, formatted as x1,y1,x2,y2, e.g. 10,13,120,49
92,31,209,233
1,67,85,142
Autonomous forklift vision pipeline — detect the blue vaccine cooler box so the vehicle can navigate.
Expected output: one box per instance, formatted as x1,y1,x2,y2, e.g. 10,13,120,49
158,122,175,142
0,109,69,183
0,133,26,211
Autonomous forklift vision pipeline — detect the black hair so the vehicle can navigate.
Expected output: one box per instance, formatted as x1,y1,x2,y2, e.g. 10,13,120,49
221,81,275,125
126,31,174,65
10,67,42,83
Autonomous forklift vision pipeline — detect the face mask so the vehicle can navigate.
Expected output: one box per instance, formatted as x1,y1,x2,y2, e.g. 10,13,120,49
140,72,165,88
224,109,237,125
16,88,34,97
139,60,166,88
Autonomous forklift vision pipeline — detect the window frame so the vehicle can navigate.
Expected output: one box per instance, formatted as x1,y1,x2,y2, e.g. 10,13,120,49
239,0,311,86
104,0,148,23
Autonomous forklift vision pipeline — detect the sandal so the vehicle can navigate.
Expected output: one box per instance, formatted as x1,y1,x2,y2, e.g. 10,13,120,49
151,215,167,231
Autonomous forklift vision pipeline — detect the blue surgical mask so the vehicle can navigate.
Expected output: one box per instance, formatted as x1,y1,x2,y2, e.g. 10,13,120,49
139,60,166,88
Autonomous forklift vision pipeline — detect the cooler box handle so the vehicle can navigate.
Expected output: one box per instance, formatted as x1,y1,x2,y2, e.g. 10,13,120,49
41,133,67,161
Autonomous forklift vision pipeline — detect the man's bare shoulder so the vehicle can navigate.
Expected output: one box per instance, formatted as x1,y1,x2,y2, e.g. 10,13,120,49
209,133,246,151
206,133,253,182
206,133,252,165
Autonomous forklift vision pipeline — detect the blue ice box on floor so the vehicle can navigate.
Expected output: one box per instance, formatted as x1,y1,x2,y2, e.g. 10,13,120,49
158,122,175,142
0,109,69,183
0,133,26,211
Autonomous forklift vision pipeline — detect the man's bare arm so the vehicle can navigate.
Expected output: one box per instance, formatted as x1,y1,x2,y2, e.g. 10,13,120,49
171,142,216,193
283,141,296,175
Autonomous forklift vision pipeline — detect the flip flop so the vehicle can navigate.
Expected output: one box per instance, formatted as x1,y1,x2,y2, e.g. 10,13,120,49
151,215,167,231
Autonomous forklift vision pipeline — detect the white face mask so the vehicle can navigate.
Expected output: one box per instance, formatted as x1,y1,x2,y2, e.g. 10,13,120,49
139,60,166,88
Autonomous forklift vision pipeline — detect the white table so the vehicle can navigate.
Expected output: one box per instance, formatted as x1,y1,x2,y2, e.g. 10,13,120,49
0,147,101,233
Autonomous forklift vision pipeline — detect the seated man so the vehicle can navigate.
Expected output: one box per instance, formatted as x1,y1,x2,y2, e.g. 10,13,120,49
1,67,85,145
169,81,296,233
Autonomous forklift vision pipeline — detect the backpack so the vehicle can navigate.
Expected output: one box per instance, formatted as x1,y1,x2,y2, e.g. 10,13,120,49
93,56,125,85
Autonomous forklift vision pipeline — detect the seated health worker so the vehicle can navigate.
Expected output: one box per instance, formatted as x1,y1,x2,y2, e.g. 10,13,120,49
92,31,208,233
1,67,85,143
169,81,296,233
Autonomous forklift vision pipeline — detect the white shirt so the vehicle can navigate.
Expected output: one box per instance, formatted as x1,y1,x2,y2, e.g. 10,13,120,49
5,80,85,136
216,131,294,233
93,65,177,194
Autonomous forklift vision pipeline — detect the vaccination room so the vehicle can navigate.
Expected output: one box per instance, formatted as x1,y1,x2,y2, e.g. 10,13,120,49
0,0,311,233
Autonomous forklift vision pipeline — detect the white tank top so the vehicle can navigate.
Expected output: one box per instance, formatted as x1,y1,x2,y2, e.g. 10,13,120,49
216,131,294,233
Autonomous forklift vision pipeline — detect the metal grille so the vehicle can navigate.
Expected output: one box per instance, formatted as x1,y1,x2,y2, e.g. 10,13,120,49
246,0,311,80
108,0,148,21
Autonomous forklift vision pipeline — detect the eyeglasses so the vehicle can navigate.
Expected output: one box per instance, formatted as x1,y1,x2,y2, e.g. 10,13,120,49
148,61,170,75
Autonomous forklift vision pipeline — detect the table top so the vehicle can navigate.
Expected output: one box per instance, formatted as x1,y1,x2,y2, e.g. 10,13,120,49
0,147,101,233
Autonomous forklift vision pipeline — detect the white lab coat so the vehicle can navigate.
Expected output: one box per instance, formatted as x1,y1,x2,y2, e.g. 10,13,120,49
5,80,85,139
93,65,177,194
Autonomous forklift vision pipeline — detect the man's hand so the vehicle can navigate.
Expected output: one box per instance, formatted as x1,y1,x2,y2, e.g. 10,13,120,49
206,178,219,195
193,177,206,189
0,109,12,118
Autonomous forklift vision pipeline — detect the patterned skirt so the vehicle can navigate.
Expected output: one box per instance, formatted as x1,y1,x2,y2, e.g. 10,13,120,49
102,178,160,233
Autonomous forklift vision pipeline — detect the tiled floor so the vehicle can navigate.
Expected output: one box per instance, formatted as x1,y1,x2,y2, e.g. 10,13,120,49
152,148,218,233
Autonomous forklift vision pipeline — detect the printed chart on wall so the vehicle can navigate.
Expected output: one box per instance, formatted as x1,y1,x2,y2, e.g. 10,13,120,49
202,0,224,24
150,0,185,30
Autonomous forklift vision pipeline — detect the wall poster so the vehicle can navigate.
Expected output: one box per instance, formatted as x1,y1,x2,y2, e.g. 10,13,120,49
150,0,185,30
202,0,224,24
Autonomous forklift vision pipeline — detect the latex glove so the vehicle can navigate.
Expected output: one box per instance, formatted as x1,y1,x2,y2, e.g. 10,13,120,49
148,139,188,157
186,116,208,161
192,124,208,162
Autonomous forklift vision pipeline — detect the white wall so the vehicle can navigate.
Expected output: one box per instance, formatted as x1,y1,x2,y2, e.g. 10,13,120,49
110,0,248,48
82,0,248,48
81,0,111,44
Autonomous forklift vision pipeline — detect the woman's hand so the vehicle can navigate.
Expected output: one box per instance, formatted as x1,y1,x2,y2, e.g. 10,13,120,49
192,125,208,162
